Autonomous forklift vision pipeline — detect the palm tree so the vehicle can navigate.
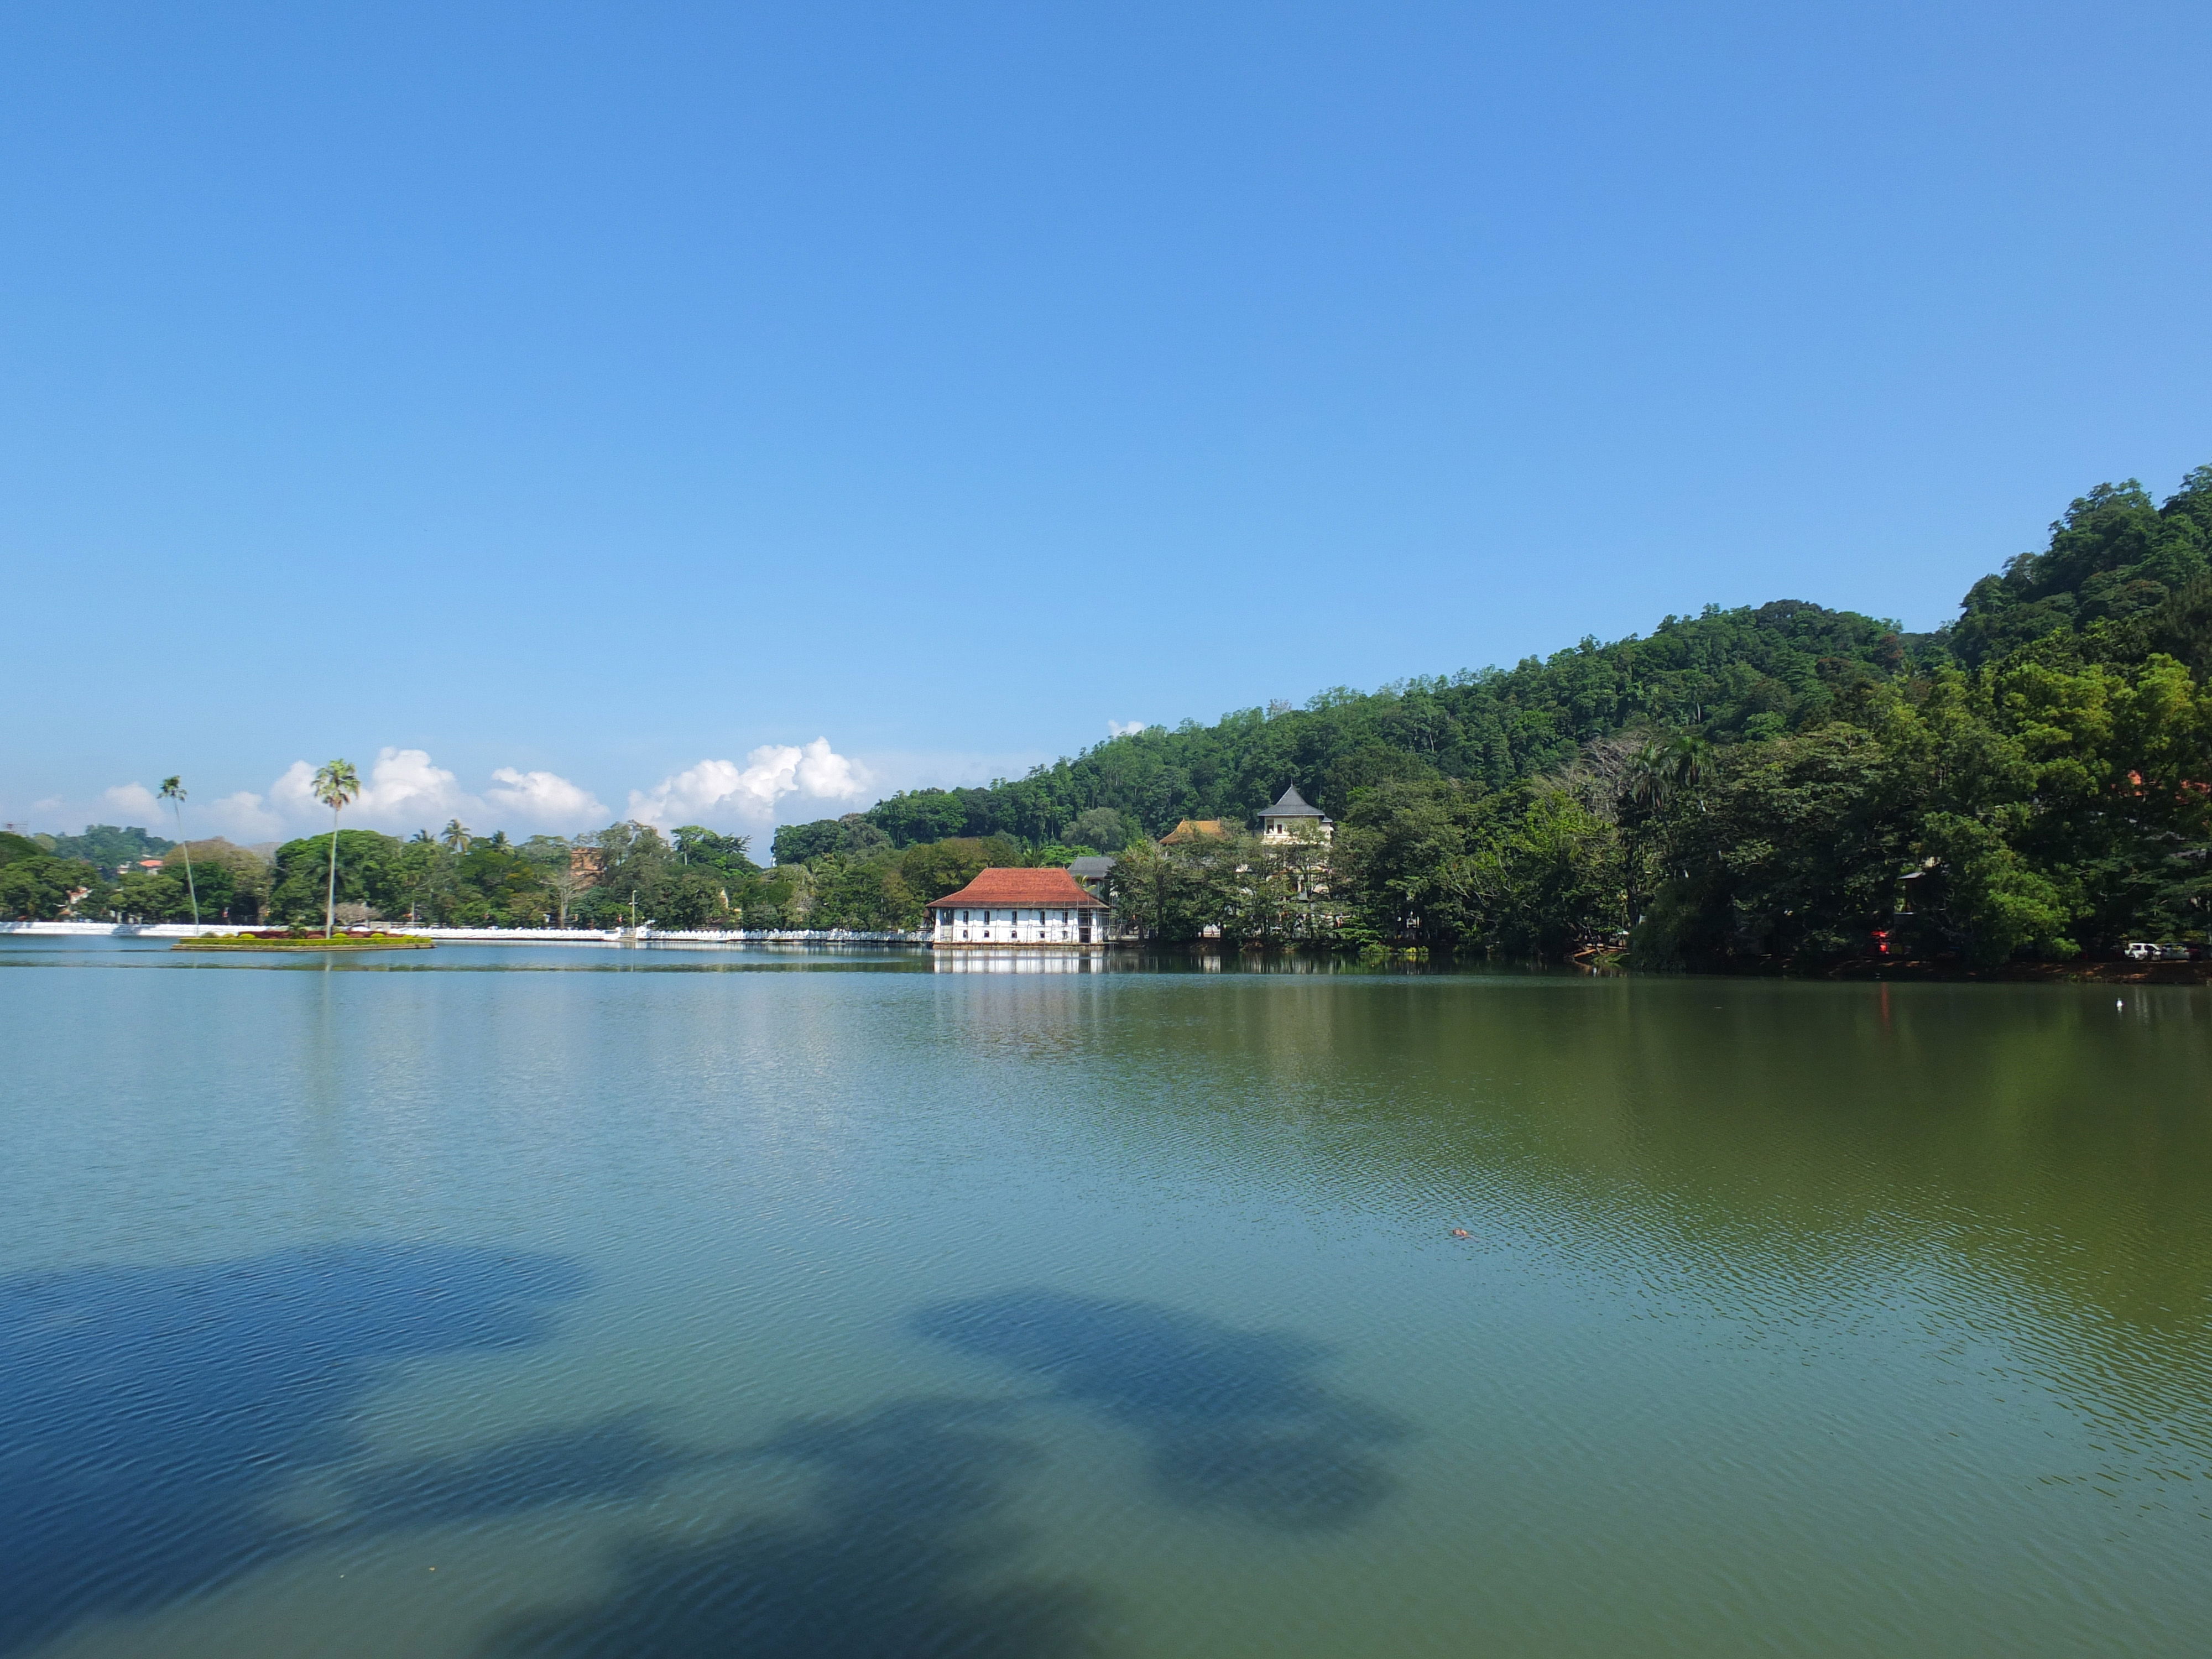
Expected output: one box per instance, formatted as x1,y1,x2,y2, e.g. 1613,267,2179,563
440,819,473,854
1618,732,1718,937
1627,731,1717,816
157,775,200,926
312,759,361,937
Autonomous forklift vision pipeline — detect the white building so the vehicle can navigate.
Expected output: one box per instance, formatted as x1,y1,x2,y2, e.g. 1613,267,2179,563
1258,785,1331,843
928,867,1115,946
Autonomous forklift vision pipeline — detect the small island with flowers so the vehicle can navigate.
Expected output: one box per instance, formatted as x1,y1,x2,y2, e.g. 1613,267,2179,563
171,929,433,952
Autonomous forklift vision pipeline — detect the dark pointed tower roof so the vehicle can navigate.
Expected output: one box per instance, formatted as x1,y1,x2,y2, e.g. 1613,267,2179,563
1259,785,1325,820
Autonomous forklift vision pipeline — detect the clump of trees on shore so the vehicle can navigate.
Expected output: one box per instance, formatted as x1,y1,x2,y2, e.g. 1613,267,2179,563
1,826,274,926
0,815,1077,933
10,466,2208,967
248,821,781,931
818,466,2212,967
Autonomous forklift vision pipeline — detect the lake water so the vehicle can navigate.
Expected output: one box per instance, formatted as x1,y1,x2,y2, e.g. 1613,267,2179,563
4,937,2210,1657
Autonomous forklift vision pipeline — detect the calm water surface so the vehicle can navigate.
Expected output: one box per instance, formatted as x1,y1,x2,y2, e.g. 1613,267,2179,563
3,938,2209,1657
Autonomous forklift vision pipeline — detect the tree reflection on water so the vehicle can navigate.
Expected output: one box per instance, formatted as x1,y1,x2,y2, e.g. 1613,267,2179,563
916,1289,1406,1531
0,1241,584,1654
1,1245,1399,1657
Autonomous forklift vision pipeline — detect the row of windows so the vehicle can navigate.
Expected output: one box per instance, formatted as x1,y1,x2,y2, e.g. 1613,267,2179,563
942,909,1088,923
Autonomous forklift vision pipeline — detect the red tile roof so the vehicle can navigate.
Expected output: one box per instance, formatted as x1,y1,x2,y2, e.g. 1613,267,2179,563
927,867,1111,909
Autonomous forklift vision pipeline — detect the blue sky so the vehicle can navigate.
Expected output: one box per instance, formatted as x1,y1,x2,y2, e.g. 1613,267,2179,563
3,1,2206,843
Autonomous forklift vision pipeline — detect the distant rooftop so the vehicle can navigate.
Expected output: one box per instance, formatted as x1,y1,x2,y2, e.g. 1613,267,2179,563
1259,785,1324,819
1067,855,1117,878
1160,818,1230,844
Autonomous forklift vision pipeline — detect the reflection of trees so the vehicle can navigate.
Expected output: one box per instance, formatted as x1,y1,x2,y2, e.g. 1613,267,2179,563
917,1290,1405,1531
6,1248,1405,1658
483,1294,1404,1656
1005,974,2212,1438
0,1243,584,1655
482,1401,1104,1659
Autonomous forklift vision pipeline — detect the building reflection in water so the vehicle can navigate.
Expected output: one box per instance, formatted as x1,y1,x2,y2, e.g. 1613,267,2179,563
932,950,1108,973
930,950,1380,975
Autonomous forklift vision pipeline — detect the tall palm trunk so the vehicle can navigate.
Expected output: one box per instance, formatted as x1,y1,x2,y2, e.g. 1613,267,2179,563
171,806,200,926
325,808,341,936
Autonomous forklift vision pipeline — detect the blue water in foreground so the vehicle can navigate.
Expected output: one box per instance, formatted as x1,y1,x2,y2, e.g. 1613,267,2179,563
4,937,2210,1657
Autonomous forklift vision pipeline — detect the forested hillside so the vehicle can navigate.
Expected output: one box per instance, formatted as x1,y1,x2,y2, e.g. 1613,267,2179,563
844,471,2209,852
13,465,2209,968
796,464,2212,964
36,825,174,868
853,600,1922,848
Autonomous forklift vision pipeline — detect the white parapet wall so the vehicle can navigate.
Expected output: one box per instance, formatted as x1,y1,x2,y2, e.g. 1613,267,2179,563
0,921,928,946
2,921,265,939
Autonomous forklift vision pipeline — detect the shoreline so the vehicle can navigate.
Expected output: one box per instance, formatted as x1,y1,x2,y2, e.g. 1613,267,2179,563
7,921,2205,983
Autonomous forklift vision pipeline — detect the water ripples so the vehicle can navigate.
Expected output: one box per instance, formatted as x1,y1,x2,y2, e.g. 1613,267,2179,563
3,947,2209,1654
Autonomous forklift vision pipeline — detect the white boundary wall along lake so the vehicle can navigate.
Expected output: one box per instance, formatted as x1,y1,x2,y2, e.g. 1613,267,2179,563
0,921,928,947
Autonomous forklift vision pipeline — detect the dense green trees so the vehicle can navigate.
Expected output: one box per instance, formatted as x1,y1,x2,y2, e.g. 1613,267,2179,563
166,841,269,921
801,463,2212,966
254,822,734,929
19,463,2208,965
798,834,1032,931
1621,644,2212,966
1108,828,1333,944
1318,641,2210,966
0,831,272,923
237,819,1028,932
770,813,890,865
269,830,400,923
0,832,101,920
1321,780,1617,956
36,825,174,869
1950,471,2212,666
840,598,1921,853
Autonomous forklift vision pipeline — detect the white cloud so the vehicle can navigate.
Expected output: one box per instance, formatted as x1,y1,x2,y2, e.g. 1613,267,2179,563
267,748,602,834
273,751,468,825
95,780,286,842
486,767,606,828
1108,719,1149,737
268,760,324,818
362,749,473,822
792,737,868,800
204,791,288,841
103,782,161,818
27,750,606,844
628,737,870,828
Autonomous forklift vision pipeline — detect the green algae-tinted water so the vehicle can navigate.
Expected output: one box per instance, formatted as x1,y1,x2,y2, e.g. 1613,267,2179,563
4,937,2209,1657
